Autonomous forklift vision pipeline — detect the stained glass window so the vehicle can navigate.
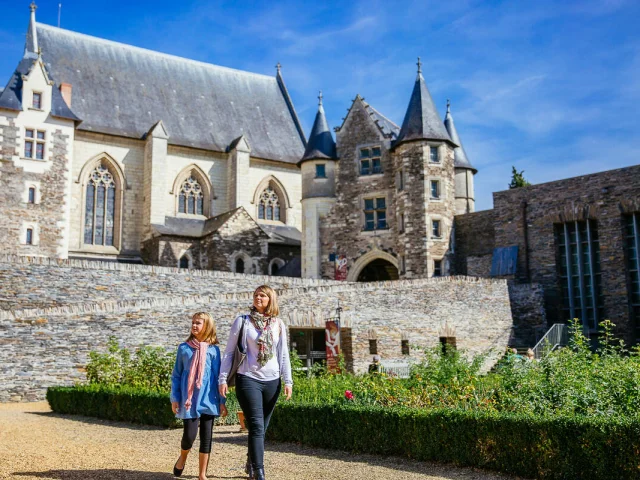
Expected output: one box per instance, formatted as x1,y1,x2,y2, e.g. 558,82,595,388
84,164,116,246
178,176,204,215
555,220,604,332
258,187,281,221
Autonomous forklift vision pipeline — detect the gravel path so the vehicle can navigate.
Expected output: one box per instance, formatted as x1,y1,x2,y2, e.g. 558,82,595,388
0,403,519,480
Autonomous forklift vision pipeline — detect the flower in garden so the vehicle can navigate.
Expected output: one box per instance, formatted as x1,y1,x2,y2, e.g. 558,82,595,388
344,390,354,400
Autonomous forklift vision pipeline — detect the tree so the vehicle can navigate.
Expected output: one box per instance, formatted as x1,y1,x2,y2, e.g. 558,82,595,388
509,166,531,189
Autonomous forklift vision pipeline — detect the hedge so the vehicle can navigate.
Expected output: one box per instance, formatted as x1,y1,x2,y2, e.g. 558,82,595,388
266,402,640,480
46,384,240,428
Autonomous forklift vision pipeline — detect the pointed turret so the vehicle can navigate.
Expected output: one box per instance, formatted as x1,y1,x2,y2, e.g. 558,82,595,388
393,57,453,148
299,91,336,165
444,100,476,173
25,2,38,57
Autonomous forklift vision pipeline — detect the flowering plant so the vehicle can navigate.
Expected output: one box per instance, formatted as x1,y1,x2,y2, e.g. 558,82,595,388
344,390,354,401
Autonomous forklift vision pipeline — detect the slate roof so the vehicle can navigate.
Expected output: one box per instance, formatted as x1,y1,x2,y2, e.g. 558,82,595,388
363,102,399,140
260,224,302,246
444,101,476,173
393,71,454,148
299,95,336,164
0,53,81,123
33,23,306,163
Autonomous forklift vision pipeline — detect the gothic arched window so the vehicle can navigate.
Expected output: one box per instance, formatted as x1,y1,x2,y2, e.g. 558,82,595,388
178,176,204,215
258,187,281,221
84,164,117,246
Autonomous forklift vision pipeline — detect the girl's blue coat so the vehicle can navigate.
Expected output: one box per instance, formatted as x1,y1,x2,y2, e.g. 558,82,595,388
170,343,225,419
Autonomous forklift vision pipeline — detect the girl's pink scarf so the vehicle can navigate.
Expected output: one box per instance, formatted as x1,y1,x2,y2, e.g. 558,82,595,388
184,339,209,410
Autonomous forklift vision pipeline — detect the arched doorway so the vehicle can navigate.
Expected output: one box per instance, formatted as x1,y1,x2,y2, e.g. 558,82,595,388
357,258,399,282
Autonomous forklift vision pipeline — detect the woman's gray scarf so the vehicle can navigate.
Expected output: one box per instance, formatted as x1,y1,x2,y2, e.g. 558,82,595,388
250,307,276,367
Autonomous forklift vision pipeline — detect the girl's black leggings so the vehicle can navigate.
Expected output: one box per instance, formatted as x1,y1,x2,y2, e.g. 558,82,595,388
181,413,215,453
235,375,281,470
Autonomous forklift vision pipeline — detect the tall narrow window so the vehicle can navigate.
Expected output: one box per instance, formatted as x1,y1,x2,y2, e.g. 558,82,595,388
364,197,387,231
430,180,440,199
397,168,405,191
26,228,33,245
235,258,245,274
399,213,405,233
258,187,281,221
434,259,442,277
178,176,204,215
555,220,604,332
28,187,36,204
32,92,42,109
624,213,640,341
401,339,410,355
84,164,117,246
429,146,439,163
432,219,441,238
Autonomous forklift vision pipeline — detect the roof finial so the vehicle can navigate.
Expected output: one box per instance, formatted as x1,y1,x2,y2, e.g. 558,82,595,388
275,62,282,75
417,56,422,75
318,90,323,106
446,99,451,113
30,1,37,13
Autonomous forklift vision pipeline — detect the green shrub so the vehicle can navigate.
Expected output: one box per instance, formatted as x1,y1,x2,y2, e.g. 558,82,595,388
267,402,640,480
47,384,240,428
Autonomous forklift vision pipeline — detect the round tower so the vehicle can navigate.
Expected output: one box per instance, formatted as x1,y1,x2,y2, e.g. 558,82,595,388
299,92,337,279
444,100,477,214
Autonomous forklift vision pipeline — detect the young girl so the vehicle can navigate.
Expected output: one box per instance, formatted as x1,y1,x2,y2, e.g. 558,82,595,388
171,312,227,480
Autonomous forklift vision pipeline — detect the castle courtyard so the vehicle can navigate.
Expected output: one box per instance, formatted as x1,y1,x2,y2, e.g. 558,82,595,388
0,402,515,480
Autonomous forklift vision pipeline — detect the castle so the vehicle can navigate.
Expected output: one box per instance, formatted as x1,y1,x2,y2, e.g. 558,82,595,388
2,5,640,348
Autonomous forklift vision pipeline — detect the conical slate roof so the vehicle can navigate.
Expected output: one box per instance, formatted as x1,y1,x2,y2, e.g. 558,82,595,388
299,92,336,165
393,59,454,148
444,101,476,173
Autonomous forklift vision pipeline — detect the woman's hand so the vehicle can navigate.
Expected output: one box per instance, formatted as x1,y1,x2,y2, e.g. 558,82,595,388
171,401,179,414
284,385,292,401
219,384,228,398
220,404,228,417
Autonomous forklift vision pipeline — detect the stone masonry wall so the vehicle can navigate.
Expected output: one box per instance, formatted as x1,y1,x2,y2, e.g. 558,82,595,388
0,258,512,401
492,165,640,342
0,117,71,258
320,99,397,280
508,283,547,347
454,209,495,275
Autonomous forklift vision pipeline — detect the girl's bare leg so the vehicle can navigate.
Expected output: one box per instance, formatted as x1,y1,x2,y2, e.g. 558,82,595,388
198,452,210,480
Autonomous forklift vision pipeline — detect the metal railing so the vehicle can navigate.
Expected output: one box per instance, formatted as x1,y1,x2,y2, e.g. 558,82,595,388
532,323,568,359
379,363,411,378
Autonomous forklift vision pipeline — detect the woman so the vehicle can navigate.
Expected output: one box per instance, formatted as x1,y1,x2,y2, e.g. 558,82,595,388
219,285,293,480
170,312,227,480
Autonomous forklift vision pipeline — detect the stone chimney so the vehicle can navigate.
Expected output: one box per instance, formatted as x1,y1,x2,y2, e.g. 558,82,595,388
60,83,72,107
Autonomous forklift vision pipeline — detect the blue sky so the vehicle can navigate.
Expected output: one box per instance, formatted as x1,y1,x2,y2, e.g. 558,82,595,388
1,0,639,211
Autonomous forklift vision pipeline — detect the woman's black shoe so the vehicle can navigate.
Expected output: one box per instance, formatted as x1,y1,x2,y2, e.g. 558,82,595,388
173,459,184,477
255,467,265,480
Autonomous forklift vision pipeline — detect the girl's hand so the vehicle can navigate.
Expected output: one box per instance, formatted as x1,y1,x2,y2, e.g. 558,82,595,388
171,401,179,414
284,385,292,401
219,384,228,398
220,404,228,417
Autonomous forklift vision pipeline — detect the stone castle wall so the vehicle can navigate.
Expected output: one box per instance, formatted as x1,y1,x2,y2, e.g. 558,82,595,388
453,209,495,276
0,257,512,402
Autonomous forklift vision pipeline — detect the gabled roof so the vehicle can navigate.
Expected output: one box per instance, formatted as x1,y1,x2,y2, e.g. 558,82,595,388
393,62,454,148
335,95,399,141
34,23,306,163
444,101,476,173
0,54,81,123
299,92,336,165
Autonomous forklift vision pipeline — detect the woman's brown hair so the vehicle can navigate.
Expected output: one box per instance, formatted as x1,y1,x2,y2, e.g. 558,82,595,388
254,285,280,317
187,312,219,344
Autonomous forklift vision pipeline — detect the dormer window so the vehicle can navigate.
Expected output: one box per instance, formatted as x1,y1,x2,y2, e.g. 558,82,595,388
24,129,46,160
360,146,382,175
32,92,42,110
429,146,439,163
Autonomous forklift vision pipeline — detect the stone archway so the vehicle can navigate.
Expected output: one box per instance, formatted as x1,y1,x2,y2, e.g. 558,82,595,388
347,250,399,282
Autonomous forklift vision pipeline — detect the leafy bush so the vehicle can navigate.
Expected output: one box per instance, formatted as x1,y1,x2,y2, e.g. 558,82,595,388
85,337,175,391
267,402,640,480
47,384,240,428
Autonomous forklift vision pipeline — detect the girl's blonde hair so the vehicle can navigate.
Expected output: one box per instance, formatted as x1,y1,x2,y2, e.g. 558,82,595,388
187,312,219,344
254,285,280,317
